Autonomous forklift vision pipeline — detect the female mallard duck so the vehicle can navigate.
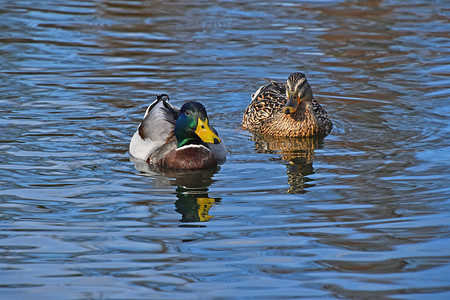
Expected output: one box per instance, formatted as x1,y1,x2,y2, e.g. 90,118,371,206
129,94,227,170
242,72,332,137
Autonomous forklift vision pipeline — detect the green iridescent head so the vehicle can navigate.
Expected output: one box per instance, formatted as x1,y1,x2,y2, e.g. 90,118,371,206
174,102,221,148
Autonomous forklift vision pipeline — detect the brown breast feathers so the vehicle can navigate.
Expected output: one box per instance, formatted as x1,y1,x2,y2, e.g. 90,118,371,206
160,145,218,170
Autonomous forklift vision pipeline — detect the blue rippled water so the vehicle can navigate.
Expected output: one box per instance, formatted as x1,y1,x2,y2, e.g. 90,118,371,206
1,0,449,299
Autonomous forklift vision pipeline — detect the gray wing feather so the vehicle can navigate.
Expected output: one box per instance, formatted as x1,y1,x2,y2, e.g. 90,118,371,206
138,94,180,142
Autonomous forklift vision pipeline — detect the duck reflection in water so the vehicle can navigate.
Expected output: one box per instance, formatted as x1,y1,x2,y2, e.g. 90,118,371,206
131,157,221,223
251,133,325,194
175,186,221,223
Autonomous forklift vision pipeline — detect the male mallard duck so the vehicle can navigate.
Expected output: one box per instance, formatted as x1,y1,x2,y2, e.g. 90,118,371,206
242,72,332,137
129,94,227,170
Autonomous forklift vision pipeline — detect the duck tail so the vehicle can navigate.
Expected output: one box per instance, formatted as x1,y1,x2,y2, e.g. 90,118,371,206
146,94,170,112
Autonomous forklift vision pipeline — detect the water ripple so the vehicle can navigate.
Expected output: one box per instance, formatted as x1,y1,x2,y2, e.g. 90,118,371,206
1,0,450,299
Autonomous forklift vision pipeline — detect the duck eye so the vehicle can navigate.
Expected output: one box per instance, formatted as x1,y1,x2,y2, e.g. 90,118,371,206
185,111,190,115
201,125,205,129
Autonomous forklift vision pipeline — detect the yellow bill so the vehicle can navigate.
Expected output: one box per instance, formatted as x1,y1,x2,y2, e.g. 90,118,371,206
195,118,221,144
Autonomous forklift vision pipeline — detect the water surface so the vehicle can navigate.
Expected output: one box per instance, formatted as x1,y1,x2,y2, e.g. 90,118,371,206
1,0,449,299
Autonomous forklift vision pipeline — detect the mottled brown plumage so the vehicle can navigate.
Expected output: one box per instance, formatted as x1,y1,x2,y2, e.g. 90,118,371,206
242,72,332,137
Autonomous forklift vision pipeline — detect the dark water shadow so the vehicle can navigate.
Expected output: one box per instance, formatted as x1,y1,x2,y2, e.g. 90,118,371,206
131,156,221,224
250,133,325,194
